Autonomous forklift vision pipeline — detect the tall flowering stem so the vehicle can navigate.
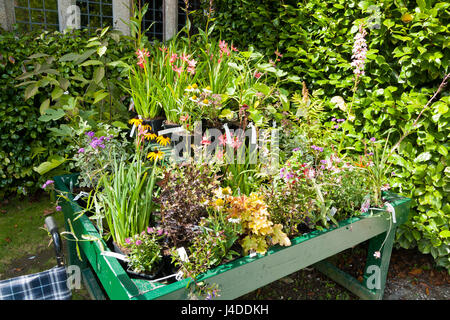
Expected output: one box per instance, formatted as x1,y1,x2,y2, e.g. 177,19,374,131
338,23,368,154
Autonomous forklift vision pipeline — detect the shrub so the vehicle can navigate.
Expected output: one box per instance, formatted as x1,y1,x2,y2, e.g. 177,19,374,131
0,28,135,198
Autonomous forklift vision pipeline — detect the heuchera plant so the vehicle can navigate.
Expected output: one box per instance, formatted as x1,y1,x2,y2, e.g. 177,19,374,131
210,187,291,255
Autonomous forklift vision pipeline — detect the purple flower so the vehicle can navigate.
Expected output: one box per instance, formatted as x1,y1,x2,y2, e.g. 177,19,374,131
334,125,339,129
337,119,345,123
42,180,54,189
125,238,132,244
89,137,106,149
331,117,336,122
78,147,85,153
55,205,62,211
147,227,154,234
157,229,164,236
368,152,374,156
293,147,300,152
285,173,294,180
135,240,142,246
369,137,376,142
85,131,95,139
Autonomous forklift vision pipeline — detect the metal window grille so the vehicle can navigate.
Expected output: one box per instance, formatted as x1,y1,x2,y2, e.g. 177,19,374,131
141,0,164,41
76,0,113,33
14,0,59,32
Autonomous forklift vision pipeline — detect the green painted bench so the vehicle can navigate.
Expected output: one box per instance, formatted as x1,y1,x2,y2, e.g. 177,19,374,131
54,173,411,300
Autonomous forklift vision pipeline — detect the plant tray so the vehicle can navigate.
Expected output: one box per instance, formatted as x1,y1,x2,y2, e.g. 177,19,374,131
54,173,411,300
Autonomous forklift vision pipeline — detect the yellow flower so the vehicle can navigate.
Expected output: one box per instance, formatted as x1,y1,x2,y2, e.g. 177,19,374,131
156,135,171,147
128,118,143,126
192,83,198,89
147,150,165,161
222,187,232,195
202,99,209,104
214,198,225,207
141,124,152,132
144,132,157,141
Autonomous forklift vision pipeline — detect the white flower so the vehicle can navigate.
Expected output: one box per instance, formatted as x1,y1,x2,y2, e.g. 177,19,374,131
228,218,241,224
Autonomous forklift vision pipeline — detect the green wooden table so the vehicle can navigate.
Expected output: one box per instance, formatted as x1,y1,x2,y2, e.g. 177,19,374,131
54,173,410,300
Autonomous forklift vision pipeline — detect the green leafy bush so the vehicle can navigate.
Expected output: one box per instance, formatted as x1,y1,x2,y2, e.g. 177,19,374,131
197,0,450,270
0,28,135,198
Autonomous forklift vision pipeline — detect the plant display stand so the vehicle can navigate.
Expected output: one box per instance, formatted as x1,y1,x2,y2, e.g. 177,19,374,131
54,174,411,300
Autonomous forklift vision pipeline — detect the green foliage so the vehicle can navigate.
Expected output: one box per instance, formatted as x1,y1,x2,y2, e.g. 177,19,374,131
123,227,164,274
198,0,450,270
0,28,135,198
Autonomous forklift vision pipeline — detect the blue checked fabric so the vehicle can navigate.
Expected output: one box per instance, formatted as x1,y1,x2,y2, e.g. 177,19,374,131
0,266,72,300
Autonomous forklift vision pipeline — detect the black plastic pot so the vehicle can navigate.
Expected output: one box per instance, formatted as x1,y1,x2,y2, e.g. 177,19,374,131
126,262,164,280
143,117,165,134
111,240,166,280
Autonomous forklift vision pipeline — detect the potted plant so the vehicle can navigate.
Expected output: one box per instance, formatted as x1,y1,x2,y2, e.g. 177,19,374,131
122,227,167,280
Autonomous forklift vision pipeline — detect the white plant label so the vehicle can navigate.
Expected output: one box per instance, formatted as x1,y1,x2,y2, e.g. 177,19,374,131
177,247,189,262
385,202,396,224
250,123,257,144
101,251,129,262
73,191,89,201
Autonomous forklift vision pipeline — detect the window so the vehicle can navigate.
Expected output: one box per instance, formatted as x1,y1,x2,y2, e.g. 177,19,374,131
14,0,59,32
76,0,113,32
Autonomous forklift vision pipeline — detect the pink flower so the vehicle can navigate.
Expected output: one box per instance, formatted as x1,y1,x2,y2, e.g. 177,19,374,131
254,71,262,79
55,205,62,211
42,180,54,189
275,49,283,58
218,134,228,146
360,198,370,213
219,40,230,57
180,114,190,122
350,24,368,78
231,136,242,150
147,227,154,233
201,135,211,145
216,149,224,160
179,53,191,63
231,44,239,52
136,48,150,68
172,65,183,76
125,238,131,244
169,53,178,64
373,251,381,259
135,240,142,246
